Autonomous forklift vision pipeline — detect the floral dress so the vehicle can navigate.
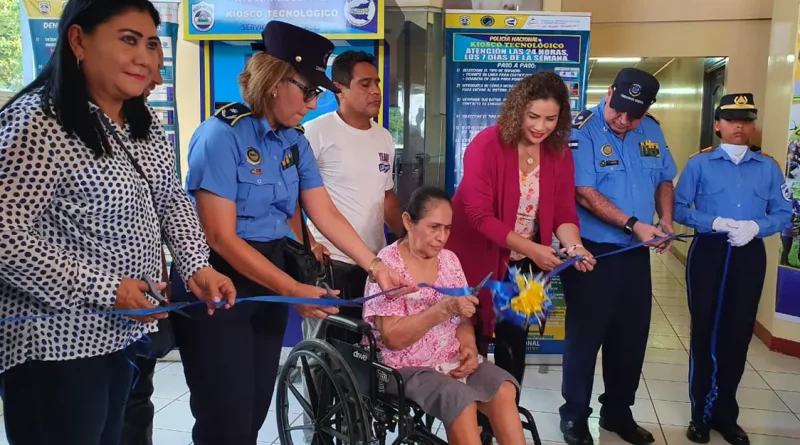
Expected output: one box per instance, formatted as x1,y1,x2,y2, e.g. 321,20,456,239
510,166,541,261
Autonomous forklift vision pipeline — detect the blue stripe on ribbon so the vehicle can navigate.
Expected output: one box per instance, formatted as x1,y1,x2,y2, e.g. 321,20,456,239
703,242,733,423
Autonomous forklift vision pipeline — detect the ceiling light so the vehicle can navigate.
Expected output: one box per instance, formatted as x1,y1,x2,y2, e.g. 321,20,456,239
589,57,643,63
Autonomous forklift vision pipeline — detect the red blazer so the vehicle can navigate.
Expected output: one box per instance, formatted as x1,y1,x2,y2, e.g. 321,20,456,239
445,125,579,340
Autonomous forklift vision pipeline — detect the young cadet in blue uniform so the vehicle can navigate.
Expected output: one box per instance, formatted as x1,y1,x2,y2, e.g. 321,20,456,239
674,94,792,445
169,21,409,445
561,68,677,445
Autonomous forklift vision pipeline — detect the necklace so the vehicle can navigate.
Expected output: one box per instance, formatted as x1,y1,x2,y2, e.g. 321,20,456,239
526,157,534,165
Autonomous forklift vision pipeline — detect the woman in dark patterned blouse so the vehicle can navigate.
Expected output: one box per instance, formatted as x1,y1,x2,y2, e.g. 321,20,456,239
0,1,234,444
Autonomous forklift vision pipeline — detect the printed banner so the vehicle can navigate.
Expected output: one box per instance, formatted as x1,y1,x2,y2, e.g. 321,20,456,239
444,11,591,195
183,0,383,41
445,12,590,358
201,40,389,128
776,12,800,323
20,0,183,177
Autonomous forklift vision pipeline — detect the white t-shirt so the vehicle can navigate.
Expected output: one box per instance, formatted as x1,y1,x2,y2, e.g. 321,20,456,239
304,111,395,265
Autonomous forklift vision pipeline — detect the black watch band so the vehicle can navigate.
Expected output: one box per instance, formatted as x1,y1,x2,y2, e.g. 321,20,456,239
624,217,638,235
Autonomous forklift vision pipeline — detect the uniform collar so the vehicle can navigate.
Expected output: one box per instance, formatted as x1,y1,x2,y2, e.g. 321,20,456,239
710,145,762,164
596,98,643,136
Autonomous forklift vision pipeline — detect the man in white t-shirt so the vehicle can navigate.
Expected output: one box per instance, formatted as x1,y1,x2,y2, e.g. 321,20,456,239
300,50,402,301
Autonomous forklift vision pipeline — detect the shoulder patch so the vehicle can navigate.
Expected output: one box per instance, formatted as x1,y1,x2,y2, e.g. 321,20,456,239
294,124,305,134
645,112,660,125
688,146,714,159
214,102,253,126
572,110,594,130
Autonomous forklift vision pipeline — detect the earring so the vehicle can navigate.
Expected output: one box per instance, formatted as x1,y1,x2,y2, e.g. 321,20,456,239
272,92,277,98
76,58,82,69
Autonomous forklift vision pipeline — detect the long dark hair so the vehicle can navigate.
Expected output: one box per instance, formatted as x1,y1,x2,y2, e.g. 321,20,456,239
1,0,160,158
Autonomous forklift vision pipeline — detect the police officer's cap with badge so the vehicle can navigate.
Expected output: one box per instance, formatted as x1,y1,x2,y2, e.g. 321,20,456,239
715,93,757,122
573,67,660,130
608,67,660,120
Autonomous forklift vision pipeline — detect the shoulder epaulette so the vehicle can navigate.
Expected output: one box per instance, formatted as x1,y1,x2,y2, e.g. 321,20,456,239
759,151,780,165
213,102,253,126
572,110,594,130
294,124,305,134
645,112,660,125
688,146,714,159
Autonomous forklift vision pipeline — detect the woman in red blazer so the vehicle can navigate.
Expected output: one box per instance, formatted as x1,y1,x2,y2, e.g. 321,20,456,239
446,72,596,384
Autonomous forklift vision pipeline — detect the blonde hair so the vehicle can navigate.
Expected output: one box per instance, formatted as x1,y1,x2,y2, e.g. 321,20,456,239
238,53,297,117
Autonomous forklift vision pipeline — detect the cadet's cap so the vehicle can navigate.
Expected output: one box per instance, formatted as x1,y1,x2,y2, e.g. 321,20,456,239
608,67,660,120
251,21,338,93
715,93,757,121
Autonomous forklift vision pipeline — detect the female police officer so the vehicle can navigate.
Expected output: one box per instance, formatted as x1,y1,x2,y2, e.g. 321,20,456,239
675,93,791,445
171,21,410,445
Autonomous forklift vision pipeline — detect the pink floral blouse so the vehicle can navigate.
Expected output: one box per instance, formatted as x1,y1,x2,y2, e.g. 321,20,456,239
363,241,468,370
510,166,541,261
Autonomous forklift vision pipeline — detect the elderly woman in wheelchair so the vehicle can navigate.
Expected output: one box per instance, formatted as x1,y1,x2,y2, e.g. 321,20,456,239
275,186,539,445
361,186,526,445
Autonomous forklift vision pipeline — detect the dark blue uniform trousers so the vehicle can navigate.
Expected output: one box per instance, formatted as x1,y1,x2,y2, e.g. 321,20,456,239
170,240,289,445
686,236,766,427
559,240,652,425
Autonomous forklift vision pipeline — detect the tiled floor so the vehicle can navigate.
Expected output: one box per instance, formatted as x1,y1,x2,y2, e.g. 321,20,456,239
2,251,800,444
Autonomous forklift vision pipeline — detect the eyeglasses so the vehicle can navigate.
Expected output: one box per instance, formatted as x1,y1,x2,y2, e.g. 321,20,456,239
287,79,323,103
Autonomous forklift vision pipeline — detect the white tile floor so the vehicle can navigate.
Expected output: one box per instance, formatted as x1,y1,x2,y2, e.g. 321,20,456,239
2,251,800,444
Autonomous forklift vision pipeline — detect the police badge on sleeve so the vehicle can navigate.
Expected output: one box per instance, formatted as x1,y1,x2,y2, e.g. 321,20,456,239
782,182,794,202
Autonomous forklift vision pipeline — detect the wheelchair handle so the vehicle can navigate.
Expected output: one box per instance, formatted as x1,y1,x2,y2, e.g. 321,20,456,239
323,315,372,335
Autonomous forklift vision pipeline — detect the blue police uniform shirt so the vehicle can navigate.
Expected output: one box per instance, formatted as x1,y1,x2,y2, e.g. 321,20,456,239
572,98,678,246
674,147,792,238
185,103,324,242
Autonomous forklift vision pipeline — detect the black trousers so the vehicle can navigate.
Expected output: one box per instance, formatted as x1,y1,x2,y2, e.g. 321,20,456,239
121,353,158,445
171,240,289,445
493,257,540,385
687,236,766,426
1,349,136,445
559,239,652,425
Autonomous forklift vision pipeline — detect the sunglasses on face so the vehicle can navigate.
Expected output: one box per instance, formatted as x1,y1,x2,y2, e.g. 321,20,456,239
287,78,323,102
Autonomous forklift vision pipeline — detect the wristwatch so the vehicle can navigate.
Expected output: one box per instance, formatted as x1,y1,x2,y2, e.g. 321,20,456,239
624,216,639,235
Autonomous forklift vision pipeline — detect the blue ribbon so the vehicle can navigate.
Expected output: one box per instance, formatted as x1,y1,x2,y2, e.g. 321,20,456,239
0,232,718,327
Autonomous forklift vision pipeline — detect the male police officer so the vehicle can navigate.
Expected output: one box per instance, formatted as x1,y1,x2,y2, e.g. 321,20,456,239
561,67,677,445
674,94,791,445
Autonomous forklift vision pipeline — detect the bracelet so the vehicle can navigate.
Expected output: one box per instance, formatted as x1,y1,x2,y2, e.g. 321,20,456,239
367,257,383,283
567,244,584,256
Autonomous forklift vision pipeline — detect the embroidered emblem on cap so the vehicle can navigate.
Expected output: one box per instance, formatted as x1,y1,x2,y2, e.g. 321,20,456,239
735,95,748,105
629,84,641,97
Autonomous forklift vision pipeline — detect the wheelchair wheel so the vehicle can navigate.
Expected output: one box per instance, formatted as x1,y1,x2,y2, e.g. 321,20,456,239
276,339,372,445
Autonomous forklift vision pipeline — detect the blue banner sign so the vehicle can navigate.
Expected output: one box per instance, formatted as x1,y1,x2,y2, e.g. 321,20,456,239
184,0,383,41
444,11,591,195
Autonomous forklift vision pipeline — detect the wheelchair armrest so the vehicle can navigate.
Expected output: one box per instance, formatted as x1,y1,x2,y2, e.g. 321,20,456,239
324,315,371,335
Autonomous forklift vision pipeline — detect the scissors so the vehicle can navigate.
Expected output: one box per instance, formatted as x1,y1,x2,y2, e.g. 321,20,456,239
143,275,191,319
471,272,493,297
320,282,341,300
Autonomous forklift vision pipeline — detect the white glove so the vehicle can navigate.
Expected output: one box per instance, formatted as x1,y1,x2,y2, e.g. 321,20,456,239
728,220,759,247
712,217,740,233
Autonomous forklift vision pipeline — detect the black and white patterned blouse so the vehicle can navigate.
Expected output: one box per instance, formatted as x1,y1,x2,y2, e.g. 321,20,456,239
0,89,210,373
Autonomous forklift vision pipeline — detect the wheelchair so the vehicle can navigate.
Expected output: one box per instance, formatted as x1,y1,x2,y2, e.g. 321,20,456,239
274,313,543,445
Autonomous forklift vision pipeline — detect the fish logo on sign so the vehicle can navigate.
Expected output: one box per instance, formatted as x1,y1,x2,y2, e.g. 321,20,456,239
38,1,51,15
344,0,376,28
191,1,215,33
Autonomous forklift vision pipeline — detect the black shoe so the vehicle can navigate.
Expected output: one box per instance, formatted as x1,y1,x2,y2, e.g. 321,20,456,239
598,418,655,445
711,424,750,445
686,421,710,443
560,420,593,445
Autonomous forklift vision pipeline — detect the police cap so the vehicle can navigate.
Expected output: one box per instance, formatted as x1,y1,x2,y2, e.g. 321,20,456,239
251,21,339,93
715,93,757,121
609,67,660,120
